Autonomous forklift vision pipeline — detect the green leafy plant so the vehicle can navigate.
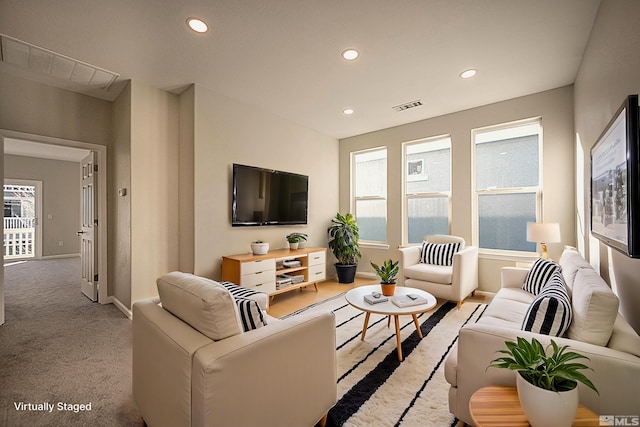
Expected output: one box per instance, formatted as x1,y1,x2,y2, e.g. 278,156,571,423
371,259,399,284
286,233,308,243
488,337,598,394
327,212,361,265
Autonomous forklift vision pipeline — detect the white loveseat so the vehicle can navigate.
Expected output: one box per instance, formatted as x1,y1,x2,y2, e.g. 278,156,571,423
132,272,337,427
445,247,640,425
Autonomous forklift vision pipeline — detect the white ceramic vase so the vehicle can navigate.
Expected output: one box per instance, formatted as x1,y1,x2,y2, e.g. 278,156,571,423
289,242,299,250
251,242,269,255
516,372,579,427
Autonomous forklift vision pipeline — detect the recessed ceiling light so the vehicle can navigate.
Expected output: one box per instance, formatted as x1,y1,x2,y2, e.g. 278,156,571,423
187,17,209,33
343,108,355,115
460,69,477,79
341,49,359,61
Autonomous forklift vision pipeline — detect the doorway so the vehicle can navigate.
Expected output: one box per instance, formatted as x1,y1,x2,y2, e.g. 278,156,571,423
3,179,43,260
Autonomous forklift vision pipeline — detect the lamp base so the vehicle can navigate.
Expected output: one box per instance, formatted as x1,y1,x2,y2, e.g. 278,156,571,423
540,243,549,259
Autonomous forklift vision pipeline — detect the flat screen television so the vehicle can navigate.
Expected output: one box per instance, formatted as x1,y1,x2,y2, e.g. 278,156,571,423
590,94,640,258
232,163,309,226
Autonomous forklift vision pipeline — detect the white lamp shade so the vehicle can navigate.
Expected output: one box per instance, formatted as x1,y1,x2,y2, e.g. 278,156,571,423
526,222,561,243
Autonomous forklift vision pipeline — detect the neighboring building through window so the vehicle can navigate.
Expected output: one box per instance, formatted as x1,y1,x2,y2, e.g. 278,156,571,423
404,136,451,244
353,148,387,243
473,120,541,252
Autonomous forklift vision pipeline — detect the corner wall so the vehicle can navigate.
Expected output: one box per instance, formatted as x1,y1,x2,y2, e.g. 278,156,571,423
574,0,640,332
339,86,575,292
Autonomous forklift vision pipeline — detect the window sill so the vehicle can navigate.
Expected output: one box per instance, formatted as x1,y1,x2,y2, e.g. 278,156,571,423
360,242,391,250
478,249,539,263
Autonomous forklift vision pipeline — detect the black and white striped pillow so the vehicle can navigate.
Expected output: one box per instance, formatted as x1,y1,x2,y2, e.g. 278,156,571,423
522,271,572,336
420,241,461,266
235,297,267,332
219,281,268,332
522,258,561,295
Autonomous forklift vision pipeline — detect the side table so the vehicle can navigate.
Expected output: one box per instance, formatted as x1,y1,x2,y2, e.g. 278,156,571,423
468,386,599,427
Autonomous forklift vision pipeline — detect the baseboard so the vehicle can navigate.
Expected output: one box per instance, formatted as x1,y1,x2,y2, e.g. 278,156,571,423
110,296,132,319
41,253,80,260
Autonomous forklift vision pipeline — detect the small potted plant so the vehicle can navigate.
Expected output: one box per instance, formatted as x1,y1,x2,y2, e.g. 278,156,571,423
488,337,598,427
327,212,361,283
371,259,399,296
286,232,308,250
250,240,269,255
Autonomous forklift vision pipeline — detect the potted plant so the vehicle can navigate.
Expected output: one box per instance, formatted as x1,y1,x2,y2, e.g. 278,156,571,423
488,337,598,427
371,259,399,296
327,212,361,283
286,232,308,250
250,240,269,255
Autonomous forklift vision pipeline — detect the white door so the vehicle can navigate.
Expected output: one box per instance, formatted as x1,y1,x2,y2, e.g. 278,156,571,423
79,152,98,301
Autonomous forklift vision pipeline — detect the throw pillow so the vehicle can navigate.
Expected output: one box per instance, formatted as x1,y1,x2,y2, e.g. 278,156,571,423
420,241,461,266
219,281,268,311
522,258,561,295
235,297,267,332
522,271,572,336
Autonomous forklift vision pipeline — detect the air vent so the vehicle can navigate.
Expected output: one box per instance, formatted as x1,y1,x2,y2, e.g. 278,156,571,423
0,34,118,90
392,100,423,112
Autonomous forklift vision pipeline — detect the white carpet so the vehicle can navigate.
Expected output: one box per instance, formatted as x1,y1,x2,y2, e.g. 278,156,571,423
284,295,486,427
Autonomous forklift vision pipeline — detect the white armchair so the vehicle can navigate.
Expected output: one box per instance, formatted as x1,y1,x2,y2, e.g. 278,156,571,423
399,235,478,309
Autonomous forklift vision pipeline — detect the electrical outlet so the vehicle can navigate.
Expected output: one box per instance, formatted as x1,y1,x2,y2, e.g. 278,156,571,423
58,241,63,247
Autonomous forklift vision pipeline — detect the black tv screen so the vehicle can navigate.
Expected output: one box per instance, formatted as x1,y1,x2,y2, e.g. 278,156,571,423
232,164,309,226
590,94,640,258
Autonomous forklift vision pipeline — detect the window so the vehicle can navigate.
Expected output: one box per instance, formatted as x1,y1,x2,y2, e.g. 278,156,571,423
473,120,541,252
403,136,451,244
353,148,387,243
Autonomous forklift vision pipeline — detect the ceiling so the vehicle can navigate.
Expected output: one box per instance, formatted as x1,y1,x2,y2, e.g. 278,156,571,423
0,1,602,139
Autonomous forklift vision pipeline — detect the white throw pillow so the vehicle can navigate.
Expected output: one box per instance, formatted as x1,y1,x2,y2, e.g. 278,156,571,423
522,258,561,295
522,271,572,337
568,268,619,346
420,241,460,266
157,272,242,341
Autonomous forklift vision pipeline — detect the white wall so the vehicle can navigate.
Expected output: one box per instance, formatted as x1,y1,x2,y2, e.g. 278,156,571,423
574,0,640,332
339,86,575,292
5,154,81,257
191,84,339,279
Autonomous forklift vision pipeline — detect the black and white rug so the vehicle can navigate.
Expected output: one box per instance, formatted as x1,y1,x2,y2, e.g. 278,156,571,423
283,294,486,427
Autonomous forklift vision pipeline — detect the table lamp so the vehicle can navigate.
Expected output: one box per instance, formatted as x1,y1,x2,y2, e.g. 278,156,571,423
526,222,561,259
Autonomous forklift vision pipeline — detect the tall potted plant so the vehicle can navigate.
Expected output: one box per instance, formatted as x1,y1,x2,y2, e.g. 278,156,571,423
327,212,361,283
488,337,598,427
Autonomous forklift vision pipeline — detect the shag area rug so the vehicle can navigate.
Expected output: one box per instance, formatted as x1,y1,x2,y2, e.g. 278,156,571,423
283,294,486,427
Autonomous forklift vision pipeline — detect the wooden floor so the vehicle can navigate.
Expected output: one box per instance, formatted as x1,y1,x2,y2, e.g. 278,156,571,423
267,277,493,318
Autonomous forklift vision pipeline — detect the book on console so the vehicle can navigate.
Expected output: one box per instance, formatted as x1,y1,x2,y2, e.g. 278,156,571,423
363,293,389,305
392,294,428,307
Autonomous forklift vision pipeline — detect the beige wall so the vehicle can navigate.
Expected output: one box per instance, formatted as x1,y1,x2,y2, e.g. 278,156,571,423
129,80,180,304
111,83,133,308
5,154,81,257
191,84,339,279
339,86,576,292
574,0,640,332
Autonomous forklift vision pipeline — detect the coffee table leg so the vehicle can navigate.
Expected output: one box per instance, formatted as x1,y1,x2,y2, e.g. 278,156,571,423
361,312,371,341
412,314,423,339
394,315,403,361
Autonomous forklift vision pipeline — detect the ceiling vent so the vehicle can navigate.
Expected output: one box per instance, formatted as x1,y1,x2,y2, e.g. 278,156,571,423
0,34,118,91
392,100,423,112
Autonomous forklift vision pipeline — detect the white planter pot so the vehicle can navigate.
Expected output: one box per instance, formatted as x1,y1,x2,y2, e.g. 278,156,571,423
251,243,269,255
288,242,299,250
516,372,578,427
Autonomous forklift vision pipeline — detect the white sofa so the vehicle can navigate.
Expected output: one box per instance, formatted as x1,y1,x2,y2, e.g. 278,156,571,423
399,235,478,308
132,272,337,427
445,247,640,425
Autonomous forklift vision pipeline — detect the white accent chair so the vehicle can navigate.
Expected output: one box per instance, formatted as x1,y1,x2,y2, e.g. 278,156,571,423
399,235,478,309
132,272,337,427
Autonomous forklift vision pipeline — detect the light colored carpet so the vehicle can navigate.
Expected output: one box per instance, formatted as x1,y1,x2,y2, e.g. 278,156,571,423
0,258,142,427
284,294,486,427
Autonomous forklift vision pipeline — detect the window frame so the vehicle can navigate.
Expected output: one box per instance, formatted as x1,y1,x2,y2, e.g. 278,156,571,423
471,118,543,258
402,135,452,245
351,146,388,245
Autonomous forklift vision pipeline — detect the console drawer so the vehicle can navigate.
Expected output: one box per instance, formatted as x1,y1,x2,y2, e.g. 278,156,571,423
241,259,276,275
307,264,326,281
244,280,276,294
308,251,326,267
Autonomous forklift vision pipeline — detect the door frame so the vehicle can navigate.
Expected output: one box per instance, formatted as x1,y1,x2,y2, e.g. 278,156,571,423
3,178,43,260
1,129,109,309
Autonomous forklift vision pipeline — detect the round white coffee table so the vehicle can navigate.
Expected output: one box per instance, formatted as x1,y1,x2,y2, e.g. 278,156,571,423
345,285,437,361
